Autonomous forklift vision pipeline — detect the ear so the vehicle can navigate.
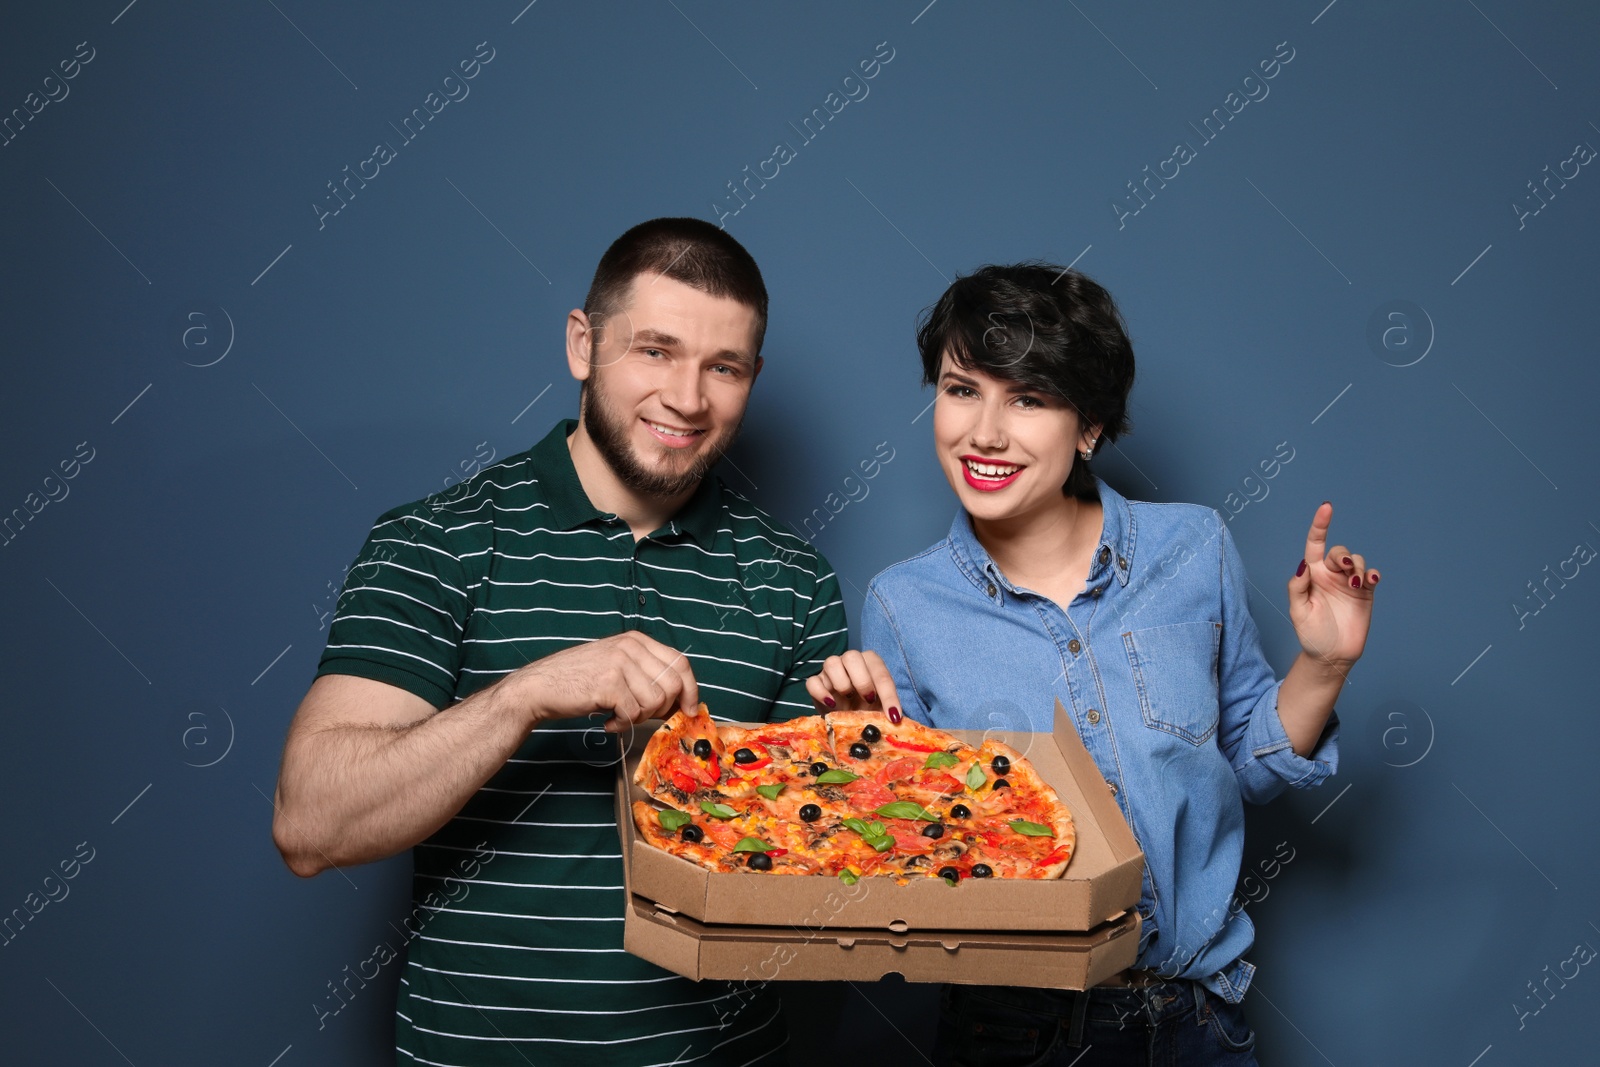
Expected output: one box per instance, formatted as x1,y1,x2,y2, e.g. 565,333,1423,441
1078,421,1104,453
565,309,593,383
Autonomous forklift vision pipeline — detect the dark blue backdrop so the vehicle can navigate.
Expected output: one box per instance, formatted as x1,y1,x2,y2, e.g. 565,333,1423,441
4,2,1597,1064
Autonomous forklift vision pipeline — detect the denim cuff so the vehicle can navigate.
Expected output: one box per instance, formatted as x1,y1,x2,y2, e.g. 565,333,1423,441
1235,681,1339,798
1202,956,1256,1004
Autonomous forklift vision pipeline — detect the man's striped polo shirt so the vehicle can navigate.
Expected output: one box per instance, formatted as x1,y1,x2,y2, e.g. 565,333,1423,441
316,418,849,1067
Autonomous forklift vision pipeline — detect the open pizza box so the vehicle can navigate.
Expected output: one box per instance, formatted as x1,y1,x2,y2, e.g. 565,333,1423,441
616,701,1146,989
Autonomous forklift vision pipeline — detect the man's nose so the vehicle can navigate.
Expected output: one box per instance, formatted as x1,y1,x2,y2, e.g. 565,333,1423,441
662,363,709,420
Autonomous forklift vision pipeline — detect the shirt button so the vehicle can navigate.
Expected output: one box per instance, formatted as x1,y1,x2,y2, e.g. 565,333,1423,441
1098,546,1111,565
1108,781,1118,796
1086,708,1100,725
1118,556,1128,569
986,583,997,597
1091,586,1103,598
1068,639,1081,655
638,593,647,606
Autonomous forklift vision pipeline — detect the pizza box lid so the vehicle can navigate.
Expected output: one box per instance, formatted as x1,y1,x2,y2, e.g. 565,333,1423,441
622,891,1142,991
616,700,1144,932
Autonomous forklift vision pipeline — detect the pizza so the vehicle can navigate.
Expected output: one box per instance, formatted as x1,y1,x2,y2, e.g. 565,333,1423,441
630,705,1075,883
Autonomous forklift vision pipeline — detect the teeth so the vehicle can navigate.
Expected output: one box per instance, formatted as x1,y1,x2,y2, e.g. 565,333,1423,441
648,421,697,438
965,459,1021,478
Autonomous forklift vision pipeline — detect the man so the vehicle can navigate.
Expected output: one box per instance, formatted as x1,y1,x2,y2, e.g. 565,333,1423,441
273,218,849,1066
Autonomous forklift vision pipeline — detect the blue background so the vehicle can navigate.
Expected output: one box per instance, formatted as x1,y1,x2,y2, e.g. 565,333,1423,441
3,2,1597,1064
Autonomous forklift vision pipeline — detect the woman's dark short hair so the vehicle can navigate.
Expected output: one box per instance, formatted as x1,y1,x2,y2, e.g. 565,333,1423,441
916,262,1136,500
585,217,769,353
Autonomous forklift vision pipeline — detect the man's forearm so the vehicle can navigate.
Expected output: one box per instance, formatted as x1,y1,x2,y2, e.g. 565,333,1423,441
1275,652,1345,758
274,671,542,875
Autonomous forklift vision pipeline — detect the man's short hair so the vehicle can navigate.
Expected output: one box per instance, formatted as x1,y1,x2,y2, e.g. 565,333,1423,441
915,263,1136,501
584,218,769,354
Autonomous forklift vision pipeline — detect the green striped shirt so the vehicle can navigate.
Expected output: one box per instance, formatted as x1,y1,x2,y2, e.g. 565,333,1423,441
317,419,849,1067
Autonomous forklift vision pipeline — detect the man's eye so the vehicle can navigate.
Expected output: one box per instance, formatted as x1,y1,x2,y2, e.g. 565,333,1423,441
643,348,665,358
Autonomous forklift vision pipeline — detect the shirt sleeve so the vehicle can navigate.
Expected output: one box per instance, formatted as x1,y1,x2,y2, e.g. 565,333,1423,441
769,551,850,722
861,580,931,726
315,504,475,710
1214,515,1339,804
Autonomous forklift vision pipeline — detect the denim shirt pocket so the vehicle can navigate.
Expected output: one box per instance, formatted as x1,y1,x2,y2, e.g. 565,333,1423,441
1121,620,1222,745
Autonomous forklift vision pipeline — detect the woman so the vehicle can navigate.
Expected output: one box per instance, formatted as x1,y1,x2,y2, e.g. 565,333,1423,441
806,263,1377,1066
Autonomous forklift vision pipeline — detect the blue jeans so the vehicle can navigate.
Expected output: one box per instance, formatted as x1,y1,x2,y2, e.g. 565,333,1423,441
932,981,1259,1066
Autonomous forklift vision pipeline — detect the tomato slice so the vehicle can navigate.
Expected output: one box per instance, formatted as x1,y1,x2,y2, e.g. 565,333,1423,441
1034,846,1071,870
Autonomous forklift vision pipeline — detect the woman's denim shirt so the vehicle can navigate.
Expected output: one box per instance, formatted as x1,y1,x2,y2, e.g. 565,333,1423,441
861,475,1339,1003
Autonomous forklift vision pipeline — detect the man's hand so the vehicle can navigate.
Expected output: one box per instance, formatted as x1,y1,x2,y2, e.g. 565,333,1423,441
521,631,699,733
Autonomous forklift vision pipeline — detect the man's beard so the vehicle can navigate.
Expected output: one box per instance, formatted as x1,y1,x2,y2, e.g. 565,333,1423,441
580,371,737,499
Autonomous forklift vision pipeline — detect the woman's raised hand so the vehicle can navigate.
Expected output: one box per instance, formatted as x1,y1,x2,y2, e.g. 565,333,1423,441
1287,501,1378,669
805,650,905,723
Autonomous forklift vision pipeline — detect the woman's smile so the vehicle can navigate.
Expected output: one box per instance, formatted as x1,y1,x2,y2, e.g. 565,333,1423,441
959,454,1026,491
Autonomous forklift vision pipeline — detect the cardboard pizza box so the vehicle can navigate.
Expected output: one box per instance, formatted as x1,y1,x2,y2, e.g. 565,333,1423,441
622,892,1142,990
616,701,1144,933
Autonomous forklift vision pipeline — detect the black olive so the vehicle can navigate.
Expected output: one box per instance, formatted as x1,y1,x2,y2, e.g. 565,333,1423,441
810,761,829,776
692,739,712,759
734,747,758,764
937,866,961,884
849,742,872,760
861,724,882,743
747,852,773,871
991,755,1011,776
993,778,1011,790
971,864,993,878
798,804,822,822
680,825,703,843
950,804,971,820
921,823,945,839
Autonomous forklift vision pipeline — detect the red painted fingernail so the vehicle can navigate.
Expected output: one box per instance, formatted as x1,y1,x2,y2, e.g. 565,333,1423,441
1370,573,1380,584
888,706,902,724
864,692,878,704
1350,575,1361,588
823,696,836,709
1342,556,1352,567
1295,559,1306,577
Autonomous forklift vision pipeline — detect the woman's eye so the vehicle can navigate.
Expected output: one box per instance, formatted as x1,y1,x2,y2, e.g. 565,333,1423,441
1014,395,1043,409
943,385,975,398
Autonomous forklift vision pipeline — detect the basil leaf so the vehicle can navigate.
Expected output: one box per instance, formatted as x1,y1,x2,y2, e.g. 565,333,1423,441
733,837,775,853
657,809,691,832
755,784,785,800
1009,818,1054,837
867,835,894,853
924,751,959,770
815,769,860,784
839,869,859,886
842,818,871,836
867,821,886,837
699,801,738,819
965,763,987,791
875,801,939,822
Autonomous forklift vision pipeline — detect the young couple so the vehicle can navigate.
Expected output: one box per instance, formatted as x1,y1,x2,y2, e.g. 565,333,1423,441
274,216,1377,1067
